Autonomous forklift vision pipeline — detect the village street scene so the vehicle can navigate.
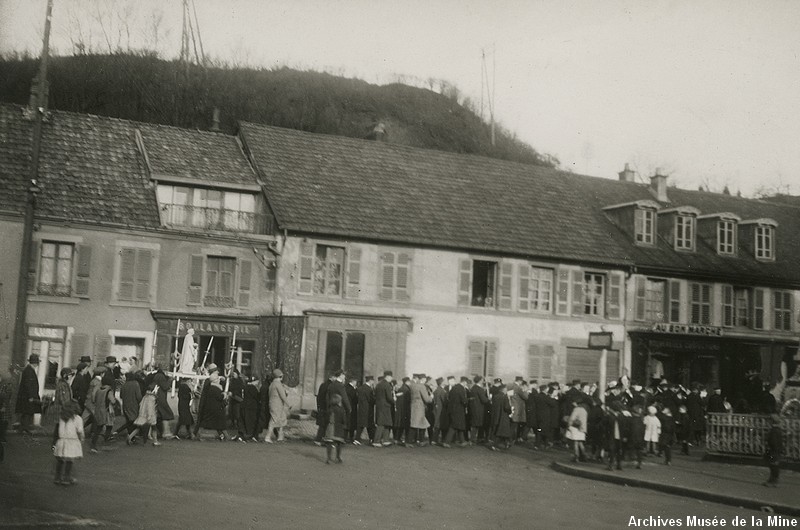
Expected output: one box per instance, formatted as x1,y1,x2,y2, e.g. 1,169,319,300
0,1,799,528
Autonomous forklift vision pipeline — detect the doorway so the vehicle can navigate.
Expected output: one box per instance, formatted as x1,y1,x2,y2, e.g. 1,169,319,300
323,331,365,382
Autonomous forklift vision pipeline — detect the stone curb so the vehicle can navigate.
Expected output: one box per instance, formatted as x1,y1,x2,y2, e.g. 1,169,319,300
550,461,800,517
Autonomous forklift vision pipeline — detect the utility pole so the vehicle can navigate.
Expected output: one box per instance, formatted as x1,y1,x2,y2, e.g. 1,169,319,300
13,0,51,365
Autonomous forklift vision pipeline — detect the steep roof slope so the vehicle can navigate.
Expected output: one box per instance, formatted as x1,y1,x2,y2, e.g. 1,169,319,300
240,121,800,285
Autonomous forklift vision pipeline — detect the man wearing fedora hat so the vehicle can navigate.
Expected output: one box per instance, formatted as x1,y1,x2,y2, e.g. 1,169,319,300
15,354,42,434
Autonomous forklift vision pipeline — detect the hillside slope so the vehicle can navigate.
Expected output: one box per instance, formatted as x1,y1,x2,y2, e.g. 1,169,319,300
0,53,555,167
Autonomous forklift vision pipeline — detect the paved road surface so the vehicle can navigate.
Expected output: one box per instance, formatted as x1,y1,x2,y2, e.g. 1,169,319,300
0,436,762,529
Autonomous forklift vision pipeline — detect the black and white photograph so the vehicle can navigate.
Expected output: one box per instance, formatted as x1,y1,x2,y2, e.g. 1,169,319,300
0,1,799,528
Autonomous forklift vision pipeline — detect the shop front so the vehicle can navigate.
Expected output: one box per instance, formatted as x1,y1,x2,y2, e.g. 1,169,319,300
631,324,798,408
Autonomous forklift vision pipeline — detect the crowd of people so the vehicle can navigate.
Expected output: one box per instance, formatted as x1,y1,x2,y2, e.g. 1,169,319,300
0,353,785,482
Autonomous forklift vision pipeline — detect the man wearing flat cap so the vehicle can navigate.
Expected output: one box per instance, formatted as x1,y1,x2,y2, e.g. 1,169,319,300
15,354,42,434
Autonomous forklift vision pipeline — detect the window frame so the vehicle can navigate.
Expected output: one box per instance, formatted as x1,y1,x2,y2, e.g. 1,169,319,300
521,265,554,313
204,255,237,307
689,282,713,325
37,241,75,297
675,215,695,251
582,271,606,318
755,225,775,261
773,290,793,332
634,208,656,246
644,278,667,322
469,259,498,309
157,184,260,233
717,220,737,256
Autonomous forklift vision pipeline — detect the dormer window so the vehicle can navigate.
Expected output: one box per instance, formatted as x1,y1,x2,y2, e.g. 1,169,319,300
634,208,656,245
755,225,774,260
157,184,263,234
675,215,695,250
717,219,736,255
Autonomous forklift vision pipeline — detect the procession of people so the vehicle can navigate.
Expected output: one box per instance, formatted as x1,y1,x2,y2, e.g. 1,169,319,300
0,349,785,484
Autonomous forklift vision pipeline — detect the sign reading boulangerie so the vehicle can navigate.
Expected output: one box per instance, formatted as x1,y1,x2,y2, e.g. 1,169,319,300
651,323,723,337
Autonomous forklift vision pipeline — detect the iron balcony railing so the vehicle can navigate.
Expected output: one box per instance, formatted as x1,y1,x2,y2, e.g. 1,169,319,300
159,204,271,234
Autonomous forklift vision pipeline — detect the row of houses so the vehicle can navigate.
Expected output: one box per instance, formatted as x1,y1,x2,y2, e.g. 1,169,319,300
1,101,798,410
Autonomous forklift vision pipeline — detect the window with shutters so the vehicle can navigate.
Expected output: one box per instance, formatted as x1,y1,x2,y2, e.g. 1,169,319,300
313,245,344,296
734,288,749,327
298,243,359,298
467,339,497,379
668,280,681,323
645,279,666,321
755,225,775,261
689,282,712,325
721,285,734,327
117,248,152,302
519,265,553,313
527,344,553,381
582,272,605,317
675,215,695,251
753,288,766,330
471,260,497,308
773,290,793,331
458,259,499,308
634,208,656,245
38,242,74,297
717,220,736,255
380,250,412,302
205,256,236,307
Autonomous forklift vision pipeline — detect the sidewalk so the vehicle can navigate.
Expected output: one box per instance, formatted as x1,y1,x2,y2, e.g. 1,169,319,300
552,452,800,516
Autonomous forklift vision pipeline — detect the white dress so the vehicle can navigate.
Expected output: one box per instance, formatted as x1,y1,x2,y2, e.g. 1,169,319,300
643,415,661,443
53,416,84,460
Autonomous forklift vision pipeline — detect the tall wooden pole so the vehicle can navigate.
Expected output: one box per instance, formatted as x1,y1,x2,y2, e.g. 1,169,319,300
13,0,52,366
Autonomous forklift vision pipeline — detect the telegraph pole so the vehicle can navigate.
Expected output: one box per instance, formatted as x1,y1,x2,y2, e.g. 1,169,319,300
13,0,51,365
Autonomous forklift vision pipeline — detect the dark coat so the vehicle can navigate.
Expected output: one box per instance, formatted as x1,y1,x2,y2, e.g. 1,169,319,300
765,425,783,464
153,370,174,421
394,383,411,428
176,382,193,426
356,383,374,430
346,383,358,429
658,413,676,445
525,390,538,428
256,381,270,433
324,403,347,443
433,386,448,430
686,393,705,432
629,414,646,449
327,380,352,416
491,392,512,439
706,394,725,414
101,368,116,391
447,384,468,431
121,380,143,421
228,377,245,421
70,372,91,409
316,380,331,427
198,384,227,431
15,365,40,415
374,380,394,427
534,391,554,434
242,383,260,436
468,384,490,427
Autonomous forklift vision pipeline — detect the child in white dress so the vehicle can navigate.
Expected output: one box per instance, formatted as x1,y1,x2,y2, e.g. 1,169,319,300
643,405,662,455
53,400,84,485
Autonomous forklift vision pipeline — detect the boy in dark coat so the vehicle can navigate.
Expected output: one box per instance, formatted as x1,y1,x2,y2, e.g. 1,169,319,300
324,393,346,464
629,406,646,469
764,414,783,487
174,378,194,439
658,407,676,465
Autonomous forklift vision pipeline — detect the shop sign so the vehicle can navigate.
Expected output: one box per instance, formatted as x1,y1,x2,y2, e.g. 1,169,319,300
651,323,723,337
28,326,65,340
588,331,613,349
180,321,256,337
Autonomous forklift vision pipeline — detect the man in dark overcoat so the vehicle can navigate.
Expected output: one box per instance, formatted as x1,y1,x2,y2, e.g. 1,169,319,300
525,381,539,445
345,377,358,443
393,377,411,445
443,376,468,447
326,370,351,417
468,375,490,444
355,376,375,444
314,374,333,445
15,354,41,434
101,356,118,391
372,372,394,447
70,361,91,412
432,377,448,445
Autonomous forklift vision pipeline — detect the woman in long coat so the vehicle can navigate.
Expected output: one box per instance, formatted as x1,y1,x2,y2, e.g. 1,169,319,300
198,374,228,440
152,365,174,440
265,369,289,443
241,377,261,441
409,379,432,443
394,379,411,444
490,386,513,450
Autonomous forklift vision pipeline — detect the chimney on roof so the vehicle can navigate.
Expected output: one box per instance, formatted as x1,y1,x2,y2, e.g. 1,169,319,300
650,168,669,202
210,107,221,132
618,163,635,183
28,75,49,110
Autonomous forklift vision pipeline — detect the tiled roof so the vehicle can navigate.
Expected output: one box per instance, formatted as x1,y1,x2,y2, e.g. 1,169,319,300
239,121,800,285
138,124,256,185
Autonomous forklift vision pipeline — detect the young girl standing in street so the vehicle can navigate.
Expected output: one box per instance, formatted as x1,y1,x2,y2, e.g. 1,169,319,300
323,393,346,464
53,400,84,485
128,384,159,446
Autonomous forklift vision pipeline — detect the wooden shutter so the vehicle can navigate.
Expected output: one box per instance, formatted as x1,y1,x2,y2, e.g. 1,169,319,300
753,288,765,329
528,344,541,379
395,252,411,302
518,264,530,312
134,249,152,301
634,276,646,321
346,247,362,298
485,341,497,379
238,259,252,307
74,244,92,297
571,270,584,316
187,254,203,305
556,267,570,315
298,242,314,295
118,248,136,300
380,252,395,301
71,333,89,362
690,283,700,324
701,284,712,324
458,259,472,306
467,340,484,377
27,241,40,294
722,285,734,327
607,272,622,320
669,280,681,322
94,335,112,365
498,262,513,310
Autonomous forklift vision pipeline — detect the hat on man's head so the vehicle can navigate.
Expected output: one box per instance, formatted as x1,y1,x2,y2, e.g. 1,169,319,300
272,369,284,378
365,375,374,382
79,355,92,363
493,378,502,384
76,362,87,373
460,376,470,383
435,377,444,385
207,363,218,374
419,373,427,379
383,370,393,377
105,356,117,363
515,376,524,382
28,354,40,364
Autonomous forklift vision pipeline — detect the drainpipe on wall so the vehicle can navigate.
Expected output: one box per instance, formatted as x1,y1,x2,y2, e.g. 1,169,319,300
13,0,52,366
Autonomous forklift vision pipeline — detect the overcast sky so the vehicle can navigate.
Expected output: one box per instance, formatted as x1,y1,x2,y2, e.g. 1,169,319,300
2,0,799,196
